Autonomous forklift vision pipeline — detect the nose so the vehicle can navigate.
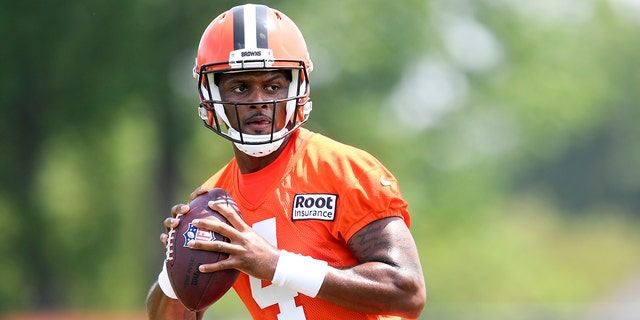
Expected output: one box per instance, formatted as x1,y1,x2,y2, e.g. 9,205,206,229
247,88,272,110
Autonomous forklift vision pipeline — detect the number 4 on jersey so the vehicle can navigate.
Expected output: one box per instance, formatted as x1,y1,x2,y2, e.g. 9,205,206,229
250,218,307,320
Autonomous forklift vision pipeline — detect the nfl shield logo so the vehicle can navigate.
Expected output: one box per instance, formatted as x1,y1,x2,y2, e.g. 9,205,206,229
183,223,216,247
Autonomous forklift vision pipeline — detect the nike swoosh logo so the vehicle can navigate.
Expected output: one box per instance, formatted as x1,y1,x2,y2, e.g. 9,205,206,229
380,176,392,186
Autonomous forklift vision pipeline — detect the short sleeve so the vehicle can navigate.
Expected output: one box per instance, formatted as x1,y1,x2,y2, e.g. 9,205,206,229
334,162,410,242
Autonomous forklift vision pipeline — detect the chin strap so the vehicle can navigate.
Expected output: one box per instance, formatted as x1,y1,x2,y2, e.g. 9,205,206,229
227,126,289,157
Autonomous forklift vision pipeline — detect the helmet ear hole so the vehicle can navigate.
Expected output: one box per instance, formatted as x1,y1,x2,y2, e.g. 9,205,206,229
198,104,217,130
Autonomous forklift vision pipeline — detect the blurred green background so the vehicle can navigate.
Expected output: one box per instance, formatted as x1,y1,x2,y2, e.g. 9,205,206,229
2,0,639,319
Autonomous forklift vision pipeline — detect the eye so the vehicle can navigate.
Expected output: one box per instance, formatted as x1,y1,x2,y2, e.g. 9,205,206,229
266,84,280,91
232,85,248,93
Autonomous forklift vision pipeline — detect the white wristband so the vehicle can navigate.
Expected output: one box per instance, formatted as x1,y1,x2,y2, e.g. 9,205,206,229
271,250,328,298
158,262,178,299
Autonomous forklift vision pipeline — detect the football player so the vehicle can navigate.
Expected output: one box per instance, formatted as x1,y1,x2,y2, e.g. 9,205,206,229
147,4,426,320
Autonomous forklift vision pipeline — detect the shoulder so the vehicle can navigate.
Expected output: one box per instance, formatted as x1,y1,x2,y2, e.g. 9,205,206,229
293,129,394,191
300,129,382,170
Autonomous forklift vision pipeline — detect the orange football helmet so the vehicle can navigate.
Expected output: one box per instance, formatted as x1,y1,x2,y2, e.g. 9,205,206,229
194,4,313,157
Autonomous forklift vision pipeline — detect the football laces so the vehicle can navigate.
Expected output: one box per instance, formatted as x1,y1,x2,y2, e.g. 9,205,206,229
164,214,183,261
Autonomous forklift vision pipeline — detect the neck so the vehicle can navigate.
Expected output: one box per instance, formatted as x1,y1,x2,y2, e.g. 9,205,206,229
233,135,292,174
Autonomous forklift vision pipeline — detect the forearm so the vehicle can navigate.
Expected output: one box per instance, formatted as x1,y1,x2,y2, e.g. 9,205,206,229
146,281,199,320
316,262,425,319
314,217,426,318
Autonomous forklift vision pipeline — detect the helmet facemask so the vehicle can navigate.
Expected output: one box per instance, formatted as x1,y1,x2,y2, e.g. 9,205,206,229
196,60,312,157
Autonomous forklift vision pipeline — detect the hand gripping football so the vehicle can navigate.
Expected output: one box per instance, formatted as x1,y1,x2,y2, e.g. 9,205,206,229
165,188,241,311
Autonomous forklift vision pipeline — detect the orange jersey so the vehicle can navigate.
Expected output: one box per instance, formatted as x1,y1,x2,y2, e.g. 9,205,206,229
201,128,410,320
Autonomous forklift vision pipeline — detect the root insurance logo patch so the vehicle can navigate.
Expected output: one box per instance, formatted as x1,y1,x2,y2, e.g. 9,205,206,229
291,194,337,221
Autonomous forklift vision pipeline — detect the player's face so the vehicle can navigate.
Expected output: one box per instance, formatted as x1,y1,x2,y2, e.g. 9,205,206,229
217,71,290,136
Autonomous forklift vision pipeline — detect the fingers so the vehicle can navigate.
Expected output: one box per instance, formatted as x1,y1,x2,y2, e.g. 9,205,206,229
160,233,168,246
166,204,189,233
208,200,247,230
197,259,236,273
187,235,230,252
170,204,190,218
191,218,240,240
161,217,178,246
189,186,208,202
163,203,189,240
162,192,207,245
187,238,238,274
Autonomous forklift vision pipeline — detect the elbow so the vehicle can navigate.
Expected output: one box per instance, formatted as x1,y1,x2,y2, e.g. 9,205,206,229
395,273,427,319
407,284,427,319
401,284,426,319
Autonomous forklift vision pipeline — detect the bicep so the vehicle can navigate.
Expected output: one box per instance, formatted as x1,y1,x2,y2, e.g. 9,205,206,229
348,216,420,269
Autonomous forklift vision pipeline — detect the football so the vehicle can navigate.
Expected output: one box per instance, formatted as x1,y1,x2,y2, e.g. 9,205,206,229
165,188,241,311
